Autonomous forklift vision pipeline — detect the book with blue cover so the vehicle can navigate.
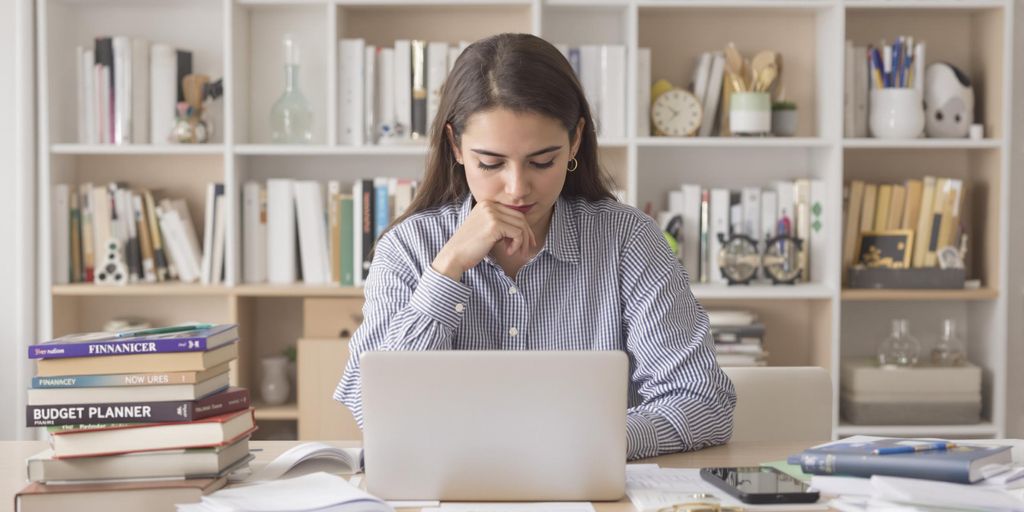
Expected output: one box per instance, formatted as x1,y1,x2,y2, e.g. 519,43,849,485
28,324,238,360
790,437,1012,484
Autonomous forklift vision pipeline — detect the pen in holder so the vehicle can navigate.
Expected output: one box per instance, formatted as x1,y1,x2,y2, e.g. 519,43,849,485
729,92,771,136
869,88,925,139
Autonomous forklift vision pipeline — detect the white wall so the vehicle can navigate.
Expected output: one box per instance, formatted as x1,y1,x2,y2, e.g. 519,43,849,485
1007,3,1024,439
2,0,35,441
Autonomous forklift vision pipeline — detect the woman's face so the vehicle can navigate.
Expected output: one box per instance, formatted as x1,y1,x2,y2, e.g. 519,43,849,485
448,108,583,232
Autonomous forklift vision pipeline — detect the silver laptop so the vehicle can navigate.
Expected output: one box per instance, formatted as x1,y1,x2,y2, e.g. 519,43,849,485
360,350,628,501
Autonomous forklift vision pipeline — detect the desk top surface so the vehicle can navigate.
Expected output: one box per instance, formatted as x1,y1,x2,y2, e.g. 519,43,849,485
2,440,814,511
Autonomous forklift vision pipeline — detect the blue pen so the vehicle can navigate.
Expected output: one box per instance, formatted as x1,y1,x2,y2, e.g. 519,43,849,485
874,442,956,455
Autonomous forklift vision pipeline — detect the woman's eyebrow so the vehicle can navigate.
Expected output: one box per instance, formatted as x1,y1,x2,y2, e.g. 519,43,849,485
470,145,562,158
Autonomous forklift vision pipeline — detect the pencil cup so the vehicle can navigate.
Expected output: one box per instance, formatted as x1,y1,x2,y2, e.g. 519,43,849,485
869,88,925,139
730,92,771,135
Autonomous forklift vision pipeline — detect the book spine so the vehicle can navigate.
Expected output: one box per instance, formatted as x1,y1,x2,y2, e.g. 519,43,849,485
798,452,969,484
27,389,249,427
27,336,224,360
32,370,203,388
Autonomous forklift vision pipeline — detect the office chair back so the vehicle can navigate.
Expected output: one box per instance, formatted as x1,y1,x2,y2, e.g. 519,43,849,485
723,366,833,442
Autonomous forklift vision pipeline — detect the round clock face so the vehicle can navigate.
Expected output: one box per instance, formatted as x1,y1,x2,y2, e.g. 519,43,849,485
651,88,703,137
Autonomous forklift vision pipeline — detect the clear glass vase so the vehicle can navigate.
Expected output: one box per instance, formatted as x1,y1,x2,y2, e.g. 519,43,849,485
270,36,313,144
877,318,921,367
931,318,966,366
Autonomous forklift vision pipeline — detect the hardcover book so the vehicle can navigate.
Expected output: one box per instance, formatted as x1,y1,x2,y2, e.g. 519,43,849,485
26,387,250,427
28,324,238,360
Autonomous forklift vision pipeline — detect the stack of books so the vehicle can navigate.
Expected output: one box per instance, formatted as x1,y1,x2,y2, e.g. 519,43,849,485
17,324,255,512
840,359,982,425
707,310,767,367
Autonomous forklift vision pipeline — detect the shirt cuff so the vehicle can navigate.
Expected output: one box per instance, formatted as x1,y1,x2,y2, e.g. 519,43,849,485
626,410,685,460
407,265,472,332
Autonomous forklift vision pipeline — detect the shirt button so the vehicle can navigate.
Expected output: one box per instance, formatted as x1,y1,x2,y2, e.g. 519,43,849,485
508,286,518,295
454,303,465,313
509,327,519,337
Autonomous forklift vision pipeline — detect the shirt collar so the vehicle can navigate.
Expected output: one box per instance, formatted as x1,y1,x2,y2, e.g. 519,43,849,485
457,194,580,265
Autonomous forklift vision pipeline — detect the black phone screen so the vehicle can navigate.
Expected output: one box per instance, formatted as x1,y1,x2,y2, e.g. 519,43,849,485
700,466,819,504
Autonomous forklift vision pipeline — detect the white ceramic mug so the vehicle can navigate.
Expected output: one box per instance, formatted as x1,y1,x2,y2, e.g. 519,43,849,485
869,88,925,139
730,92,771,135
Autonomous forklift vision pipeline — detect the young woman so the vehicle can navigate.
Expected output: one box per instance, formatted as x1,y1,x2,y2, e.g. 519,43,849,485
335,33,735,460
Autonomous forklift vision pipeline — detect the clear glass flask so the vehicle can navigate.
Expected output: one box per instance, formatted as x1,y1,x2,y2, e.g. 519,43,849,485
270,35,313,144
931,318,966,366
877,318,921,367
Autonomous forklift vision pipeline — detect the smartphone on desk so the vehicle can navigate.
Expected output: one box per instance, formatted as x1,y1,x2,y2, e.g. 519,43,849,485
700,466,820,504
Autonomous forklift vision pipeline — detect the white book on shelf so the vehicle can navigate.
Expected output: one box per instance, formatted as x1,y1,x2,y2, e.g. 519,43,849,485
709,188,730,284
81,49,97,144
338,39,365,146
155,205,187,283
579,45,602,134
52,184,70,285
392,39,412,142
112,36,132,144
427,41,448,138
741,186,761,241
698,52,724,137
913,42,926,96
729,192,743,238
775,180,796,237
691,52,712,103
760,189,778,242
393,179,415,219
364,45,377,145
96,63,110,144
267,179,297,284
809,179,827,285
131,38,150,145
294,181,331,285
376,48,395,142
637,47,651,138
76,46,86,144
149,43,176,145
90,186,111,267
844,40,855,138
680,184,702,280
211,192,226,285
600,45,626,139
794,179,812,282
157,199,201,283
242,181,267,284
853,45,869,138
200,183,217,284
169,198,203,284
117,188,140,282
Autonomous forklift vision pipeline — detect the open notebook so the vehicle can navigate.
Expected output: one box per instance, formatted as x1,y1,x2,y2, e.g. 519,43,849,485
236,442,362,483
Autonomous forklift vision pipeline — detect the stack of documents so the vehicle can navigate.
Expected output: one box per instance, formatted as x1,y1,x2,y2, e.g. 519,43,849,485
176,472,392,512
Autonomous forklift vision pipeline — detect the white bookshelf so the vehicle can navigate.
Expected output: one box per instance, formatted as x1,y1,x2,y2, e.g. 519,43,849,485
36,0,1013,440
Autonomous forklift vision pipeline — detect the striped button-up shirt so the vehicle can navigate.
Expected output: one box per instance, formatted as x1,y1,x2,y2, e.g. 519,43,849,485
334,194,736,460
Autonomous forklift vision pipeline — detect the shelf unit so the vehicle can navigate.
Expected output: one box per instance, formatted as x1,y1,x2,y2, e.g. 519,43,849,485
36,0,1012,440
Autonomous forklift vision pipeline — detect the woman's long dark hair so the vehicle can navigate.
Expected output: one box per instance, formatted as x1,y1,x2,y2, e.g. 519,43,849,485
388,33,616,233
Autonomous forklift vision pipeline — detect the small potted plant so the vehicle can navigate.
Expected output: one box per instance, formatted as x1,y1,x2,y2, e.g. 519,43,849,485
771,101,798,137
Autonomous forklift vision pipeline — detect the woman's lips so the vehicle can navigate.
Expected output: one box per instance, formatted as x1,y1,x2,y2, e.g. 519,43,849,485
504,203,534,214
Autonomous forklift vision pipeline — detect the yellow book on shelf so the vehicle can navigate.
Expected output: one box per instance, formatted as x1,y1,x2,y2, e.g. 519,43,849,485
874,184,892,232
924,178,949,267
902,179,924,231
912,176,937,268
887,184,906,230
843,181,866,277
860,183,877,236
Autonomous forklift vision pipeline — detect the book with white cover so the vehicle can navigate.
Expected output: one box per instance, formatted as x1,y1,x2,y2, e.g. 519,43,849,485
200,184,217,284
698,52,724,137
150,43,176,144
242,182,267,283
211,193,226,284
809,179,827,285
131,38,150,144
708,188,730,284
364,45,377,145
76,46,87,143
266,179,296,284
691,52,712,103
169,199,204,283
392,40,412,141
295,181,331,285
427,42,448,138
28,371,230,406
599,45,626,139
637,48,651,138
376,48,395,142
112,36,132,144
741,187,761,241
52,185,70,285
579,45,602,134
680,184,702,278
338,39,365,146
760,190,778,242
853,46,869,137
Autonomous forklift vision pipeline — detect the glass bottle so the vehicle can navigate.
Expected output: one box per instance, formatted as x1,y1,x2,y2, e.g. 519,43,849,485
270,35,313,144
877,318,921,367
931,318,966,366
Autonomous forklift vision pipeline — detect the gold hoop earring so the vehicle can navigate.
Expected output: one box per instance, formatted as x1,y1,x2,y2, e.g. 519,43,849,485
567,158,579,173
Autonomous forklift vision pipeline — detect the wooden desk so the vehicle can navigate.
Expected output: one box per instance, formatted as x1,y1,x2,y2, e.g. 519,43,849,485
2,440,814,512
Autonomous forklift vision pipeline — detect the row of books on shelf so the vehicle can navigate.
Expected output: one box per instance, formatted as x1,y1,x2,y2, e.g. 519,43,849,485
340,38,630,146
18,324,253,511
707,309,766,367
658,178,826,284
51,182,219,286
243,177,417,286
75,36,197,145
841,176,965,274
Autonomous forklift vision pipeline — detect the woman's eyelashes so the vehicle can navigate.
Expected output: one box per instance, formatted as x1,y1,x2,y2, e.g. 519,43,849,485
478,159,556,171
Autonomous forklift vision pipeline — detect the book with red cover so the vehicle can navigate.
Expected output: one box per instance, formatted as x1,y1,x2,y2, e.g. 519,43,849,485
51,408,256,459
